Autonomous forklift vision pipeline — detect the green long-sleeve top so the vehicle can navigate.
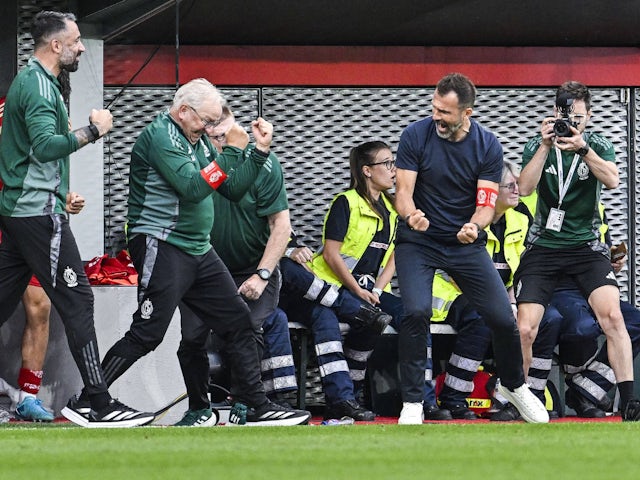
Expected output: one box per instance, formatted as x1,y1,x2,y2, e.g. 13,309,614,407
0,57,78,216
126,110,267,256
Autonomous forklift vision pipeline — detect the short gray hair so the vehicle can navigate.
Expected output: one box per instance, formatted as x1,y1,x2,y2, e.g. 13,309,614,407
172,78,224,110
502,160,520,182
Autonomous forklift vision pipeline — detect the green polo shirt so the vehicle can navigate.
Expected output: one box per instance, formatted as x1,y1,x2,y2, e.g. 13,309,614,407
211,144,288,271
522,132,614,248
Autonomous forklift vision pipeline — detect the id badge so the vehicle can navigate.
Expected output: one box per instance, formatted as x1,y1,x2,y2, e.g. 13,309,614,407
546,207,565,232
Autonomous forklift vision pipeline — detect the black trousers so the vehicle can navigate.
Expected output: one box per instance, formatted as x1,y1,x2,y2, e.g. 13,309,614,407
0,215,108,396
99,235,267,407
178,267,282,410
395,240,525,402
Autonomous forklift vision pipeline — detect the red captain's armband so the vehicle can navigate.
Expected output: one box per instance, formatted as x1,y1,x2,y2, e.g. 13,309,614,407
476,187,498,208
200,160,228,190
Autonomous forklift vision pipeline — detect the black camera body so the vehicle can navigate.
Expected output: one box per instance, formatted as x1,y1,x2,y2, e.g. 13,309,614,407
553,92,577,137
553,118,576,137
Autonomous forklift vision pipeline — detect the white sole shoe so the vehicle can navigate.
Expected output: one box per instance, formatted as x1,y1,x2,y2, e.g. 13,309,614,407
398,402,424,425
61,405,90,427
498,383,549,424
87,399,156,428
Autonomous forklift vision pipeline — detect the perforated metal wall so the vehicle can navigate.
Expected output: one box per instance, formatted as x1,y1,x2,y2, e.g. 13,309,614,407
633,88,640,303
12,1,636,302
17,1,68,70
102,86,633,298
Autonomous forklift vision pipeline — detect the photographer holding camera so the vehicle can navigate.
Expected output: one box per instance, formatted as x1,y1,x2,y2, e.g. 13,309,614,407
516,80,640,421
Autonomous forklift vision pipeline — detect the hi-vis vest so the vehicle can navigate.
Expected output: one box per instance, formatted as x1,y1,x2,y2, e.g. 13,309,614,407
309,189,398,291
431,208,529,323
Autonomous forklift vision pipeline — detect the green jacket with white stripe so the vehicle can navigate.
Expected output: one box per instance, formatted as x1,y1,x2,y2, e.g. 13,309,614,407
0,57,77,217
126,110,267,256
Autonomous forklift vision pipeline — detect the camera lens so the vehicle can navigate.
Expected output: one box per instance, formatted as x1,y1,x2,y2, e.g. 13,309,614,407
553,119,572,137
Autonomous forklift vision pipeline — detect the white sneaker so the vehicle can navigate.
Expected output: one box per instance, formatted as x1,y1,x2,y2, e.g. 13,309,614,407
398,402,424,425
498,383,549,424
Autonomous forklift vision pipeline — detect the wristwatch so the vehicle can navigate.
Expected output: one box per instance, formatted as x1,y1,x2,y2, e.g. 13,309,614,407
256,268,271,281
576,144,590,156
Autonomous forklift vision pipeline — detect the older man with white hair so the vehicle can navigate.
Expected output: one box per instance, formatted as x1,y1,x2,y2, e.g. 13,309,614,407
62,78,310,427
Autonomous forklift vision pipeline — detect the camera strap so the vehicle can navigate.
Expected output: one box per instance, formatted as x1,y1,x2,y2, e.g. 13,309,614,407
553,146,581,209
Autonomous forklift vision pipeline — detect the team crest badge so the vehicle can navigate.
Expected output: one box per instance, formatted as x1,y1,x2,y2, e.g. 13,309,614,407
577,162,590,180
64,267,78,287
208,170,223,183
141,298,153,319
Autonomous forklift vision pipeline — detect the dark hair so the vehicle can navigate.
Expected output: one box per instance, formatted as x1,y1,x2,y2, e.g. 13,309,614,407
31,11,76,50
58,70,71,105
349,141,393,218
556,81,591,112
436,73,477,109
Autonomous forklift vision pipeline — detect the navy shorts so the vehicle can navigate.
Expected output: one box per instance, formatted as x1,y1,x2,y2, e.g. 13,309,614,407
514,243,617,306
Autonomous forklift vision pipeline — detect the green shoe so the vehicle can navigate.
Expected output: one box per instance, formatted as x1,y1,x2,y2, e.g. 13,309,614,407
174,408,217,427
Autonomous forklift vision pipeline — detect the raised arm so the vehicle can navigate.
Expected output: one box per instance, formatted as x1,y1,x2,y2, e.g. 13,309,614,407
518,116,555,196
395,168,429,231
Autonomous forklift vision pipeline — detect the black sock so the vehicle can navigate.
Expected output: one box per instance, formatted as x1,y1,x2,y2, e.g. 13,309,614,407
89,392,111,411
618,381,634,411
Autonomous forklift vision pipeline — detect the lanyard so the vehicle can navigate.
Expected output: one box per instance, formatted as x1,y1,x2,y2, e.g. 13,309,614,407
553,146,581,209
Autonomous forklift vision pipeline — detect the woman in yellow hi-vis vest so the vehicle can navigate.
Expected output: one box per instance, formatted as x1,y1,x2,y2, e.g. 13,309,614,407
303,141,399,421
289,141,441,420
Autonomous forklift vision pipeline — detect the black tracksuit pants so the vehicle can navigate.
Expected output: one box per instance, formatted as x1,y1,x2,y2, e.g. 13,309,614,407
99,234,267,407
0,215,108,397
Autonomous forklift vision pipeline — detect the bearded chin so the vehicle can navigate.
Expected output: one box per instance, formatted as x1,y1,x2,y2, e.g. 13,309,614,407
61,61,80,72
436,120,463,140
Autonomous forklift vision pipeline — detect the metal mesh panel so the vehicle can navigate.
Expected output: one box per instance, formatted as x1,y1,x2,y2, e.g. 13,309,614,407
265,87,630,297
17,1,69,69
263,88,431,249
103,86,632,296
587,89,630,299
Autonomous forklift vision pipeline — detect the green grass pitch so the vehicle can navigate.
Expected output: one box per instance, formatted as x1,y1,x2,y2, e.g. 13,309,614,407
2,422,640,479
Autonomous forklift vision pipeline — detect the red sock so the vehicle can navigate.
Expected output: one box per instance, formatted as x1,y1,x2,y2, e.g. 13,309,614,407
18,368,43,395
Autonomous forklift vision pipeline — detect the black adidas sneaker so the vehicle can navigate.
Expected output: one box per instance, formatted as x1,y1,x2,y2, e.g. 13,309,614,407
61,395,91,427
87,399,155,428
229,400,311,426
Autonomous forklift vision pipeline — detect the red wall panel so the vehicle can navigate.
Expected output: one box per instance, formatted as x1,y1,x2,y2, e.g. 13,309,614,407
104,45,640,87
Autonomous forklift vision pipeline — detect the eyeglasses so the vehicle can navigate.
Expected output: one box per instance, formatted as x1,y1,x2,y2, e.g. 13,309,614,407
187,105,221,130
568,113,587,123
499,182,518,192
366,160,396,170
